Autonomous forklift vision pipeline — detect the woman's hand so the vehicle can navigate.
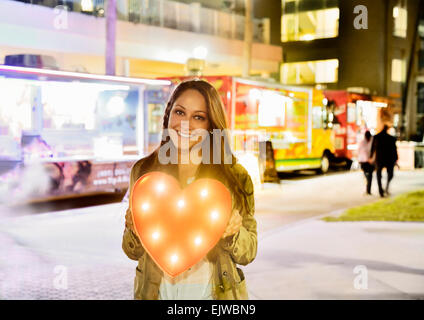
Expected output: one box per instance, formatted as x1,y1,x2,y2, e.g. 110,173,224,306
222,209,243,239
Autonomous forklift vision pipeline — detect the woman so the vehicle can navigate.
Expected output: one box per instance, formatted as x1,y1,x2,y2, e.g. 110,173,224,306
358,130,374,195
122,80,257,300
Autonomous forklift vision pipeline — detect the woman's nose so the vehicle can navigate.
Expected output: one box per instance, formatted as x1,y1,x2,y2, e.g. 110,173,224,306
181,116,196,128
179,118,192,131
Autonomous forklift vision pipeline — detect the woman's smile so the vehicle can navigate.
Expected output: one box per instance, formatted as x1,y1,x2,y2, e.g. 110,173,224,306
177,130,193,139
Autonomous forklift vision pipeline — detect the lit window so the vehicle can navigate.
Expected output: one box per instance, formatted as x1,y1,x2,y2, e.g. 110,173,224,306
81,0,94,12
393,6,407,38
391,59,406,82
315,59,339,83
280,59,339,85
281,0,339,42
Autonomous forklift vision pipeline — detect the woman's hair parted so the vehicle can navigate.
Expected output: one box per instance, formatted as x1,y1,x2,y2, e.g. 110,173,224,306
150,79,253,212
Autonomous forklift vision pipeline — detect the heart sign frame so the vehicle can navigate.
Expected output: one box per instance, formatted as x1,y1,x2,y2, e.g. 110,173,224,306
131,171,232,278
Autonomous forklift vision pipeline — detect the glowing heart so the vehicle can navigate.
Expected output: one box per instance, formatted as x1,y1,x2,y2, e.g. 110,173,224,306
131,171,232,278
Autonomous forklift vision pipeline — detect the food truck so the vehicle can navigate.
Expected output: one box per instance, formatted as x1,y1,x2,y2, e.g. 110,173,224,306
323,90,390,164
164,76,336,180
0,65,171,203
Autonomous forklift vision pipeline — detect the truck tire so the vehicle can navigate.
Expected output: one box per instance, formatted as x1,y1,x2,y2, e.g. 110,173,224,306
318,153,330,174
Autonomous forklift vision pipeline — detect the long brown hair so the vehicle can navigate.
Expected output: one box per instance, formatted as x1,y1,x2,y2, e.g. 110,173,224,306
144,79,252,212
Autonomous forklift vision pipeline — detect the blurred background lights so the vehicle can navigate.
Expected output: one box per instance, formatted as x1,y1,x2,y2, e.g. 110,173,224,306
152,231,160,240
193,46,208,60
81,0,94,12
142,203,149,211
300,34,314,41
249,88,261,101
105,96,125,118
393,6,399,18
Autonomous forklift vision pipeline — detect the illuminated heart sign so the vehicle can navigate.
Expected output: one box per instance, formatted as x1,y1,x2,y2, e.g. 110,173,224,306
131,171,232,278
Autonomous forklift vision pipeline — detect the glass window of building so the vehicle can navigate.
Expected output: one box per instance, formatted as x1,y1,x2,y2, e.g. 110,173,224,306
418,83,424,114
281,0,339,42
393,5,407,38
280,59,339,85
391,58,406,82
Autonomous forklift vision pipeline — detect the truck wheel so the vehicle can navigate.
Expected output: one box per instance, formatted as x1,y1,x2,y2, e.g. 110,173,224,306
318,153,330,174
345,159,353,170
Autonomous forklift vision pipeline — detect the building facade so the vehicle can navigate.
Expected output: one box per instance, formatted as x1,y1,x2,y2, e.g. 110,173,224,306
280,0,424,140
0,0,282,78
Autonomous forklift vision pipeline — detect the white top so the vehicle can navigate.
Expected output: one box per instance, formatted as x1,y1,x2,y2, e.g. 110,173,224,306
358,138,373,163
158,174,214,300
159,257,214,300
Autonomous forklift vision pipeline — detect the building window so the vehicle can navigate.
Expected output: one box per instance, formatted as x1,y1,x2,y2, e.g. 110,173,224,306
418,83,424,114
419,22,424,71
417,83,424,141
281,0,339,42
280,59,339,85
393,5,407,38
391,59,406,82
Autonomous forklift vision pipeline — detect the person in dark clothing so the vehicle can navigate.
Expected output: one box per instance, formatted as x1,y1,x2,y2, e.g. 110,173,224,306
358,131,374,195
370,125,398,197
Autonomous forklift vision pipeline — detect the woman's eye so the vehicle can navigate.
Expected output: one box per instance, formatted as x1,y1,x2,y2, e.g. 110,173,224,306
194,115,205,121
175,110,184,116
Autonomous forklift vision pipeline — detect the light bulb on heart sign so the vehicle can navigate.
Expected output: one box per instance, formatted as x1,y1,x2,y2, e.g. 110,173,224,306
131,171,232,278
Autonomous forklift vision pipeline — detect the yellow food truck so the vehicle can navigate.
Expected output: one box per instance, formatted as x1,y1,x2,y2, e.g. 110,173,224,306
165,76,336,179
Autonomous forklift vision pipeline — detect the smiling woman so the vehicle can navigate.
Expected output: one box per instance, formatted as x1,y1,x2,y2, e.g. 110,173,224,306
168,88,210,153
121,79,257,300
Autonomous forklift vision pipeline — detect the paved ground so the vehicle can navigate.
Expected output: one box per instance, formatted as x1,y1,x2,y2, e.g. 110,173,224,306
257,169,424,234
0,169,423,299
247,219,424,300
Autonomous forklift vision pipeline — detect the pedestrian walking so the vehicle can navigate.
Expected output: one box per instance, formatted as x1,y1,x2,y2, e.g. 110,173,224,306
358,130,374,195
122,80,257,300
370,125,398,197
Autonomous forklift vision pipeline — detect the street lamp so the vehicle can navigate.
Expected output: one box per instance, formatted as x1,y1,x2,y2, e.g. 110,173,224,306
186,46,208,76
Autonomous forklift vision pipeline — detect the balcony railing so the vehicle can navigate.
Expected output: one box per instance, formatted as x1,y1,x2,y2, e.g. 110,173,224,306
11,0,270,44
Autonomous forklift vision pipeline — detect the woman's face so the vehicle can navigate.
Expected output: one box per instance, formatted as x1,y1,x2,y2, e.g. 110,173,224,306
168,89,210,150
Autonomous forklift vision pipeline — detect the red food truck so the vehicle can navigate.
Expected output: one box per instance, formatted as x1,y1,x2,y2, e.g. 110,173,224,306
323,90,390,165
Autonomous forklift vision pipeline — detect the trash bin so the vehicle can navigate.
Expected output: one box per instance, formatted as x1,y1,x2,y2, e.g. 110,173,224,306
396,141,415,170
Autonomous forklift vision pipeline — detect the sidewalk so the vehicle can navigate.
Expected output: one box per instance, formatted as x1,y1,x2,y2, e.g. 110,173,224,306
0,203,135,300
245,217,424,299
1,170,423,299
2,209,423,299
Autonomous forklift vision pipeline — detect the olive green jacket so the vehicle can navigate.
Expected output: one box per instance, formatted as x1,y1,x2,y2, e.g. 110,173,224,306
121,154,257,300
